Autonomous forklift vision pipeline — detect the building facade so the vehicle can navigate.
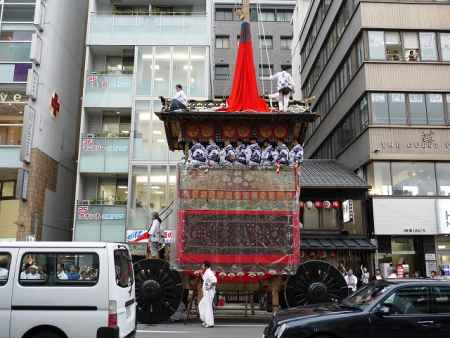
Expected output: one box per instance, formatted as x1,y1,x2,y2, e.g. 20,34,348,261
213,0,295,99
294,0,450,278
0,0,88,241
73,0,213,255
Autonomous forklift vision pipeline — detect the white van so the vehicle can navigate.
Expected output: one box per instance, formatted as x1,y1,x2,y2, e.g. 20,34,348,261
0,242,136,338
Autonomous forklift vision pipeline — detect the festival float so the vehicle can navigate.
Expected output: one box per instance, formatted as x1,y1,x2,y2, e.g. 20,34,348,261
132,0,349,323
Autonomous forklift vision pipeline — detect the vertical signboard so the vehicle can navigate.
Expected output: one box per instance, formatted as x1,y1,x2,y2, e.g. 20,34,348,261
20,105,36,163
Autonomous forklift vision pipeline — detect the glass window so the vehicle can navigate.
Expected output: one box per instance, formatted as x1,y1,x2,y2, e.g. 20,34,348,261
215,9,233,21
215,64,229,80
0,63,31,82
172,47,189,97
280,36,292,50
259,64,273,78
426,94,445,125
19,254,47,283
56,253,99,283
150,166,169,212
0,30,33,41
440,33,450,61
419,32,438,61
106,56,123,74
114,249,134,288
215,35,230,49
98,178,117,204
360,96,369,128
276,10,292,22
391,162,437,196
436,163,450,196
431,286,450,314
370,162,392,195
2,5,35,22
382,287,430,315
321,208,340,230
403,32,420,62
388,93,407,124
371,93,389,124
260,36,273,49
0,253,11,285
259,10,276,22
408,94,427,125
1,181,16,199
385,32,402,61
190,47,207,98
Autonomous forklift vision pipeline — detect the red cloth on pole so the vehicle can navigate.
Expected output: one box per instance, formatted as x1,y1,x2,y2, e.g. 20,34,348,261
225,22,269,113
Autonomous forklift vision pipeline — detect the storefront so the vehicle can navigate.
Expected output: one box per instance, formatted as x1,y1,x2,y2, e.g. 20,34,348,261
373,198,440,277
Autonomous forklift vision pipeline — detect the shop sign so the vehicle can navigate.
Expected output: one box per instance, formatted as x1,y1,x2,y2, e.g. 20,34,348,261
0,91,26,103
20,105,35,163
425,253,436,261
437,199,450,234
373,198,438,235
342,200,353,223
77,206,125,221
81,138,104,152
126,230,148,243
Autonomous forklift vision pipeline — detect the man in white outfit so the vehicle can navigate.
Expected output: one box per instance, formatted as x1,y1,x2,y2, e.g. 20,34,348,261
269,70,294,112
199,261,217,328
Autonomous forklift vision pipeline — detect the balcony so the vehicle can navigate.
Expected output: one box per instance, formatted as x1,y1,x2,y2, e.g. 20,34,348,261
0,146,21,168
88,13,209,46
79,137,129,174
84,74,133,108
74,204,127,242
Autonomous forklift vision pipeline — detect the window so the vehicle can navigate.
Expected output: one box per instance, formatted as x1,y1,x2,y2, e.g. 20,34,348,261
370,162,392,196
371,93,389,124
259,64,273,78
1,181,16,200
0,253,11,285
0,30,33,41
0,63,32,82
259,36,273,49
426,94,445,125
382,287,430,315
215,35,230,49
385,32,402,61
419,32,438,61
114,249,134,288
302,205,340,230
436,163,450,196
276,10,292,22
431,286,450,314
440,33,450,61
2,4,35,22
403,32,420,62
391,162,436,196
368,31,385,60
215,64,229,80
388,93,407,124
19,253,99,286
259,9,275,22
280,36,292,50
215,8,233,21
408,94,427,124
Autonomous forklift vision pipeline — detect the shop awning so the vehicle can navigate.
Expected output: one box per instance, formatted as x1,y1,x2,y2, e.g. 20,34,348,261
301,238,377,251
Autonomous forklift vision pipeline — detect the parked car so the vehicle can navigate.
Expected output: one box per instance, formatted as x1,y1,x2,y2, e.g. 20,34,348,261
0,242,136,338
264,279,450,338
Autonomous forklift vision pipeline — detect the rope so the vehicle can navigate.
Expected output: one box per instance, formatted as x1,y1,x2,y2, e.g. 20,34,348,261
257,1,273,106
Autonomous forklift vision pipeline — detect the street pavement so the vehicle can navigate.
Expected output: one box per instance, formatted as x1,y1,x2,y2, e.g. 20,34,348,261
136,320,266,338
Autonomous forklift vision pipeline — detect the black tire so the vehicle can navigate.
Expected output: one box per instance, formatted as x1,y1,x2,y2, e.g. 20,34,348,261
30,331,64,338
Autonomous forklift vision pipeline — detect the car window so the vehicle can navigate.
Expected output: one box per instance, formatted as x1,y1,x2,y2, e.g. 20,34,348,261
19,252,99,286
114,249,134,288
0,253,11,285
431,286,450,314
344,283,391,309
382,286,430,315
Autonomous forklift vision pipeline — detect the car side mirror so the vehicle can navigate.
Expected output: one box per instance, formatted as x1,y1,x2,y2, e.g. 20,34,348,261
375,305,390,317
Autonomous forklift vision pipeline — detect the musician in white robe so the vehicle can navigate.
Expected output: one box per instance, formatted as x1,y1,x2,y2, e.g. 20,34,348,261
199,261,217,328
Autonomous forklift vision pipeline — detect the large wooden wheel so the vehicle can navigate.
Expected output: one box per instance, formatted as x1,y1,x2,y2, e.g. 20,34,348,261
285,260,348,307
134,259,183,323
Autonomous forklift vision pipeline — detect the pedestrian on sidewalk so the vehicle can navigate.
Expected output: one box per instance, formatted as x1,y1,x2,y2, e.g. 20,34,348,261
199,261,217,328
147,212,162,259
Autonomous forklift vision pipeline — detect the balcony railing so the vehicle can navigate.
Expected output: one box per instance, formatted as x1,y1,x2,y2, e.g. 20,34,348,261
79,137,129,173
88,13,209,46
84,74,133,108
0,42,31,63
74,204,127,242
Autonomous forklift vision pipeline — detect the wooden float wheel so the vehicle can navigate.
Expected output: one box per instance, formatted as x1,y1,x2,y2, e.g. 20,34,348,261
134,259,183,323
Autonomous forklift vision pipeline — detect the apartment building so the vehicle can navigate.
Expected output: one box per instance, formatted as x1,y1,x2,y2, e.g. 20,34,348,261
73,0,212,255
213,0,295,98
294,0,450,277
0,0,88,241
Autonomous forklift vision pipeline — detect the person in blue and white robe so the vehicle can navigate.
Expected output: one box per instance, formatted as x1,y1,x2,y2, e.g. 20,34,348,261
246,139,261,167
188,141,207,167
235,140,248,167
289,140,304,166
261,141,278,167
220,140,236,167
276,141,290,166
206,139,220,167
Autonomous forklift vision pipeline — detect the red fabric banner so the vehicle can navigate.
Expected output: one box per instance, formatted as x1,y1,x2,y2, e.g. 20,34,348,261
225,22,269,113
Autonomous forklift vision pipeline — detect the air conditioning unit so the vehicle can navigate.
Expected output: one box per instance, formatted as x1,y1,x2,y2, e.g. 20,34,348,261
30,33,42,65
33,0,46,32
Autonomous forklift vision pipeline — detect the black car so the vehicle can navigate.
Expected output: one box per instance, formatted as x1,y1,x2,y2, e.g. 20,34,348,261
264,279,450,338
